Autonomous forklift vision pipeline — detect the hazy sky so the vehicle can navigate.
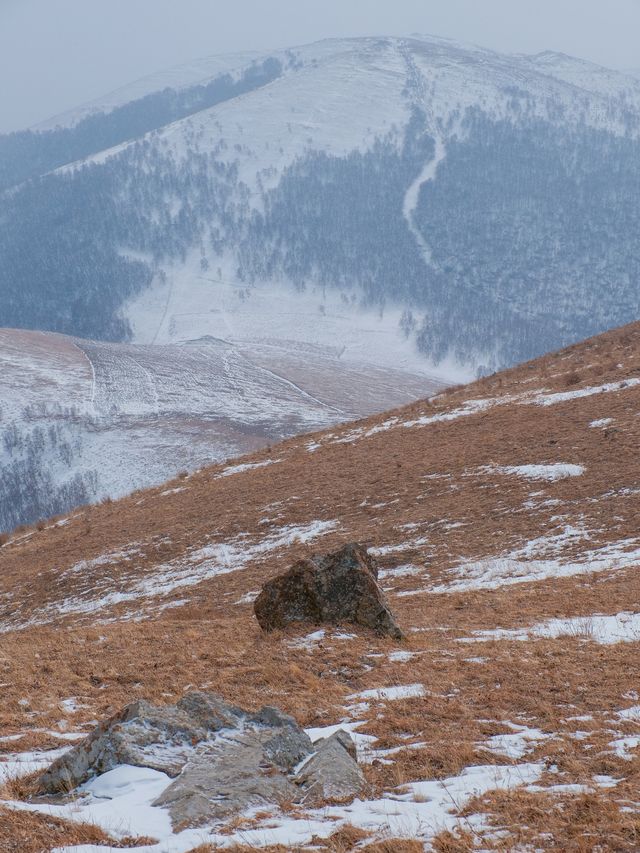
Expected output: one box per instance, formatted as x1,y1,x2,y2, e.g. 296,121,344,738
2,0,640,132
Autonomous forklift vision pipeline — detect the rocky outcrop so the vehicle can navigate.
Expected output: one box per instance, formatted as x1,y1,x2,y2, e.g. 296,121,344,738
38,693,243,793
254,542,404,639
37,692,365,826
154,722,309,825
294,730,366,805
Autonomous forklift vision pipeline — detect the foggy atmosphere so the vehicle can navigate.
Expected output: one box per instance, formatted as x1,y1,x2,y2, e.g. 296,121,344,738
1,1,640,850
2,0,640,130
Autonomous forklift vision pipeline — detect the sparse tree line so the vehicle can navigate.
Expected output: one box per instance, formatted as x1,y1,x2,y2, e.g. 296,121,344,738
0,58,283,192
0,411,99,532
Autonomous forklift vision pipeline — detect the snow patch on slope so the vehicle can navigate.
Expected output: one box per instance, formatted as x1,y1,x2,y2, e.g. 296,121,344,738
465,612,640,644
17,760,544,852
490,463,585,481
526,378,640,406
215,459,281,478
432,536,640,593
0,521,339,632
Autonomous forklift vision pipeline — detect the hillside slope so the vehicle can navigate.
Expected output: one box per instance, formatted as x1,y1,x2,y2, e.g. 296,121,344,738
2,322,640,849
0,327,442,532
3,35,640,374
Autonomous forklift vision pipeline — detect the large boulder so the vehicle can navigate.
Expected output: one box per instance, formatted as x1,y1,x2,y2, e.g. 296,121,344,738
254,542,404,639
38,693,242,793
37,692,366,827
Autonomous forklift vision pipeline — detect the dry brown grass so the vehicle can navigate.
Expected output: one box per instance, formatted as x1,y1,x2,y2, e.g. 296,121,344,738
360,841,425,853
365,742,491,791
189,839,425,853
0,730,81,756
431,830,475,853
0,769,43,802
318,824,371,851
0,806,153,852
455,789,640,850
188,846,300,852
4,322,640,848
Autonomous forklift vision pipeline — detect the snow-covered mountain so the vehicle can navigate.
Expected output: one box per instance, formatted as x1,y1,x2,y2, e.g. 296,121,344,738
3,35,640,376
3,34,640,528
0,327,442,532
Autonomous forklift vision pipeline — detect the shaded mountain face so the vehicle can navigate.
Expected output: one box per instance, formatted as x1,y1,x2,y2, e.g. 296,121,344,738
2,322,640,849
2,36,640,375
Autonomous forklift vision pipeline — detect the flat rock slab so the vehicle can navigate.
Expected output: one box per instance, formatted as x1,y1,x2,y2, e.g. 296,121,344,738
37,692,366,828
254,542,404,638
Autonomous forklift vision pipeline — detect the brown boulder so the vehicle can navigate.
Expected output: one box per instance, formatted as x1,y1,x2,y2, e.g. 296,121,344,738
254,542,403,639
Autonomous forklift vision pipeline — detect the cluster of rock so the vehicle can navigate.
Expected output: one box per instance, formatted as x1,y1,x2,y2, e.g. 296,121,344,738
37,544,401,827
37,691,365,826
254,542,404,639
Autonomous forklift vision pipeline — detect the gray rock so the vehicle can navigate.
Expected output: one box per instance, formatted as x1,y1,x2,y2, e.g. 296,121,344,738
247,705,300,730
295,730,366,805
153,728,307,825
38,692,245,794
176,691,243,729
313,728,358,762
37,691,365,829
262,726,314,771
254,542,404,639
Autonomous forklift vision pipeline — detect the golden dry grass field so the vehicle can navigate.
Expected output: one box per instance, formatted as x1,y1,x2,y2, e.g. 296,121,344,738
2,323,640,850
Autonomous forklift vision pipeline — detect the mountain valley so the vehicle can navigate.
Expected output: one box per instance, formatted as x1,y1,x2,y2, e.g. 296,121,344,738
4,34,640,528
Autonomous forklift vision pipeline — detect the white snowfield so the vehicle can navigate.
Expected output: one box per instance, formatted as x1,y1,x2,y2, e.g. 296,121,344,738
0,759,545,853
467,611,640,645
128,264,458,382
